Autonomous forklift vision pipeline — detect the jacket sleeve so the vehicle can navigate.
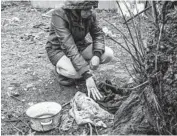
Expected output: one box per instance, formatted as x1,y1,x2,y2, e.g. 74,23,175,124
51,10,89,75
89,13,105,56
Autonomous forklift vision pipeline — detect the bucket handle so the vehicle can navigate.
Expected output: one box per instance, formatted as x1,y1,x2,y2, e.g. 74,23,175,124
40,119,53,126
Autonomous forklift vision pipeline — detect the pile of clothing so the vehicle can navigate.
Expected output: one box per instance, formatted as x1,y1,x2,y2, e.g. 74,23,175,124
60,80,130,132
69,91,114,128
97,80,130,114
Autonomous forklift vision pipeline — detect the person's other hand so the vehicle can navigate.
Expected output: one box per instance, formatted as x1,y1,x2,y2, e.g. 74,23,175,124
90,56,100,70
86,76,102,100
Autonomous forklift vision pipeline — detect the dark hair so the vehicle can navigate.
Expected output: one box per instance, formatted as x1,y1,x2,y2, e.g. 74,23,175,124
65,9,81,18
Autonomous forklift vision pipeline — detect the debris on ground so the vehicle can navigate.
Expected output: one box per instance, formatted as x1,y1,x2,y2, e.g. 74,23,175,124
60,112,75,131
97,80,129,114
69,92,114,128
102,27,116,37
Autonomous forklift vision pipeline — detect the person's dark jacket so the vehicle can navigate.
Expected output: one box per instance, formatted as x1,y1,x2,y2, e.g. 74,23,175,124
46,6,105,75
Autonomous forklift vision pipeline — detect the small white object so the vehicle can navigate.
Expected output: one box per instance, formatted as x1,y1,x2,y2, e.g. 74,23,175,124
102,27,109,34
28,102,34,106
11,17,20,22
128,75,136,84
26,83,33,89
102,27,116,38
8,86,14,91
26,102,62,131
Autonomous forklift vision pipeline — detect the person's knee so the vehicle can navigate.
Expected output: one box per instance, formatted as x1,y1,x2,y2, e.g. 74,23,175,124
56,66,79,79
106,46,114,61
101,46,114,63
66,71,79,79
56,56,80,78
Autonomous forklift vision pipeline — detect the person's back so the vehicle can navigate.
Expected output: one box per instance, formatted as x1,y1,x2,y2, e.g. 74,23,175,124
47,7,98,54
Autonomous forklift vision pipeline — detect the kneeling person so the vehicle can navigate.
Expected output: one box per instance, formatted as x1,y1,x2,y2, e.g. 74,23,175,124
46,1,114,100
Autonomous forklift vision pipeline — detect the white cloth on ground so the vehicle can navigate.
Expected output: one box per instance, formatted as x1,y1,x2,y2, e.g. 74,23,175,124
69,91,114,128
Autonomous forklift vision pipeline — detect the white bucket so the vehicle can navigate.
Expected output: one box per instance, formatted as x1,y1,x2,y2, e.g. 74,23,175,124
26,102,62,132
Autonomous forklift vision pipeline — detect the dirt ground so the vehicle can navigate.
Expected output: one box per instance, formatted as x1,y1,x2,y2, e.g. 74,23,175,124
1,2,132,135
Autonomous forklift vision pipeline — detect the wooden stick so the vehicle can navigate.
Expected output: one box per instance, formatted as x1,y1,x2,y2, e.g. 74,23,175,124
102,72,161,92
100,80,148,91
10,122,24,135
123,6,152,24
12,115,30,128
3,117,28,122
88,123,92,136
7,92,25,103
94,126,99,135
62,101,70,108
130,80,148,90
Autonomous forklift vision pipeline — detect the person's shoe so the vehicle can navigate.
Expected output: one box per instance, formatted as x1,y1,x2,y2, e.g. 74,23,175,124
53,70,75,86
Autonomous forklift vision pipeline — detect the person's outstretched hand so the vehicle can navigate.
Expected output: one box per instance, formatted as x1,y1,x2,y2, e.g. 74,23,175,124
90,56,100,70
86,76,102,100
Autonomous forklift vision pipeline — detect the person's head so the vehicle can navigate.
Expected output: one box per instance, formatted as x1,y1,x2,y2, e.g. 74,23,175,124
80,8,93,18
63,0,98,18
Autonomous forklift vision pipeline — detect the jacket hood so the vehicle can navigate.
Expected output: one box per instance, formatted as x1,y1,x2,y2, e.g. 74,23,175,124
62,0,98,9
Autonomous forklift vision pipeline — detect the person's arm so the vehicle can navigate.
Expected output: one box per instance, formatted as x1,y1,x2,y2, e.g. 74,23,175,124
51,10,89,75
86,14,104,100
90,13,105,60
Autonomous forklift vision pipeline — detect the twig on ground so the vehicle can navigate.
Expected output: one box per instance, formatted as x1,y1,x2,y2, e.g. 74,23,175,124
88,123,93,136
130,80,149,90
129,72,160,90
3,117,29,122
172,123,177,128
7,92,25,103
12,115,30,128
166,130,173,135
10,122,24,135
100,80,148,91
62,101,70,108
94,126,99,135
101,72,160,91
